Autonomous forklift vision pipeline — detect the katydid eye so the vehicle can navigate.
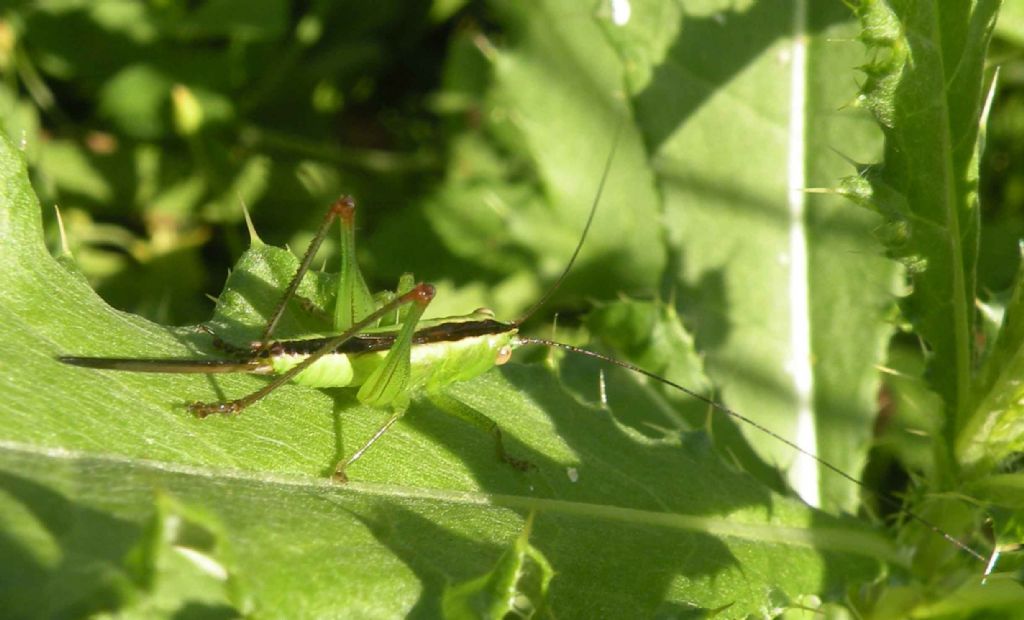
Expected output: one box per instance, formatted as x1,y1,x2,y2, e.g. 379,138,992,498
495,345,513,365
475,307,495,318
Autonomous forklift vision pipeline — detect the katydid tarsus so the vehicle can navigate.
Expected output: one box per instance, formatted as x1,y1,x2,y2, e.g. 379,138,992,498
57,141,991,568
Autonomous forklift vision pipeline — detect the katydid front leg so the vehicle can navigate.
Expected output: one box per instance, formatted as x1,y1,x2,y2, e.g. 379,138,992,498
332,277,436,480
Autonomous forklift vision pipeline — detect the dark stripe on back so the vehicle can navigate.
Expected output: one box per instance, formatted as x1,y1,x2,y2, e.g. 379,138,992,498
265,319,515,356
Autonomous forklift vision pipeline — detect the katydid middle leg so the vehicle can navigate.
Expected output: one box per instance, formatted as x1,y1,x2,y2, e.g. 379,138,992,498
334,389,533,483
331,276,437,480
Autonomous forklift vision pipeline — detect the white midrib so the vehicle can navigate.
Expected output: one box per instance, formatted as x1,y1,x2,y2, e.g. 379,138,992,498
786,0,819,507
0,438,900,563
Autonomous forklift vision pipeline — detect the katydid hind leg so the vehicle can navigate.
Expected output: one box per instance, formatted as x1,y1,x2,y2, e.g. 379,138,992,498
258,196,375,345
426,390,533,473
334,196,376,332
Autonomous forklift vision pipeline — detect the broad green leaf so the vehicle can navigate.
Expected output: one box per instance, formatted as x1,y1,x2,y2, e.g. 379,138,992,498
7,0,1023,616
842,0,1024,596
596,0,899,514
407,0,667,313
1,122,891,616
848,0,997,449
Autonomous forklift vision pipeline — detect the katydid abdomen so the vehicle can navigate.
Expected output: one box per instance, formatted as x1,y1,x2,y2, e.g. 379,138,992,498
270,329,516,390
62,306,520,404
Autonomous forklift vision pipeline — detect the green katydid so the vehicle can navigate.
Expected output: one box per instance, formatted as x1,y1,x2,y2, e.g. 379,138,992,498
56,139,619,482
57,145,990,567
58,197,524,482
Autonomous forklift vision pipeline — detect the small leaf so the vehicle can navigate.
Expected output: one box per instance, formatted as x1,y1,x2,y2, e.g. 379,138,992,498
442,512,553,619
849,0,999,436
961,246,1024,469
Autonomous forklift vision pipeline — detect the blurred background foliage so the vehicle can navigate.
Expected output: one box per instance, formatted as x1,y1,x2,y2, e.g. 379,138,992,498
4,0,651,329
2,0,1022,328
984,1,1024,295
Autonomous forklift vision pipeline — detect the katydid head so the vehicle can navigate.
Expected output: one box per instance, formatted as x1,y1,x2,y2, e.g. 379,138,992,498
463,307,515,365
495,344,514,366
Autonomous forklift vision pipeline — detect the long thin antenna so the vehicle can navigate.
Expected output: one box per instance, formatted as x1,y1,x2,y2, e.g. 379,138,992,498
517,336,988,563
514,121,625,326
